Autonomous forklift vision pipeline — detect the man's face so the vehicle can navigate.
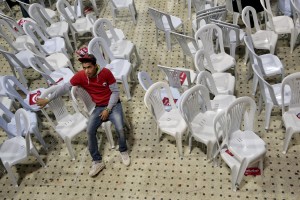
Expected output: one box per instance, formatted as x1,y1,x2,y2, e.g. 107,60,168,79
82,62,97,78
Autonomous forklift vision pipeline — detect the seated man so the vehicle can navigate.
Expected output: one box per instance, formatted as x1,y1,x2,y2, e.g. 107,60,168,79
37,54,131,177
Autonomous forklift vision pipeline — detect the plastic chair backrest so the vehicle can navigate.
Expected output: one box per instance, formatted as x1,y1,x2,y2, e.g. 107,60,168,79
39,85,69,121
56,0,82,22
252,64,279,106
0,18,23,43
179,84,212,129
93,18,119,46
291,0,300,25
194,49,208,72
158,65,192,89
195,6,227,30
260,0,275,30
148,7,176,31
15,108,32,155
0,45,27,68
210,19,241,48
171,31,199,57
281,72,300,115
196,71,219,95
29,3,53,30
138,71,153,91
226,96,256,137
71,86,96,118
243,36,265,76
88,37,116,69
144,82,177,120
197,23,225,55
241,6,261,36
213,110,228,152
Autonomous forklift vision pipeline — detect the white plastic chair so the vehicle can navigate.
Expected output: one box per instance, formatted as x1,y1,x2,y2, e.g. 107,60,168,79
194,49,235,95
242,6,278,64
0,17,35,51
1,75,46,112
39,85,88,160
93,18,140,69
29,3,74,52
138,71,181,111
16,0,57,20
158,65,197,92
28,56,74,86
171,31,199,69
225,0,242,24
244,35,284,96
0,45,32,88
188,0,215,20
213,96,266,191
290,0,300,52
148,7,185,51
24,42,75,73
92,18,125,43
260,0,295,53
144,81,188,157
253,64,291,130
23,21,68,57
179,84,218,160
0,108,46,187
210,19,245,59
196,71,236,112
0,102,47,150
193,5,227,34
88,37,133,100
109,0,137,25
56,0,95,49
70,86,115,149
195,24,236,76
281,72,300,154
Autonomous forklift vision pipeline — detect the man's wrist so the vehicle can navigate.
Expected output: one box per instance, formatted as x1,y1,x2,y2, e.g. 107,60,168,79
105,107,111,113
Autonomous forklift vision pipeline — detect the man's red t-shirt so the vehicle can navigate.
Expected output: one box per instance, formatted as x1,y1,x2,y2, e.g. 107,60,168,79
70,68,116,106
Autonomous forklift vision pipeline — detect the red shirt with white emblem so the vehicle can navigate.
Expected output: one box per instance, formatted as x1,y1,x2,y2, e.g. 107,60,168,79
70,68,116,106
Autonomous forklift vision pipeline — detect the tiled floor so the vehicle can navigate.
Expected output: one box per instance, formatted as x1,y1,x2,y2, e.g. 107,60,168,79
0,0,300,199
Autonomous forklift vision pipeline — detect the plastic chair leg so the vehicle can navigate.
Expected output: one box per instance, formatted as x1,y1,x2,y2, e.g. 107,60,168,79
31,147,46,167
102,122,115,149
122,76,131,100
165,30,171,51
65,137,76,160
129,4,137,24
33,127,48,151
4,163,18,187
63,32,74,53
176,133,183,157
282,127,295,154
264,103,273,130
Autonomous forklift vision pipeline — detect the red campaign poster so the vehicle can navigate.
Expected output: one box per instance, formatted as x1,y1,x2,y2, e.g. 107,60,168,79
84,7,93,14
179,72,186,85
76,47,88,57
162,97,177,106
244,167,261,176
29,90,41,105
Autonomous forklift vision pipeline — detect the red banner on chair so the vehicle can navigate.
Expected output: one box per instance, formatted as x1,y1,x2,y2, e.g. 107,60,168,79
244,167,261,176
84,7,93,14
29,90,41,105
49,77,64,86
162,97,177,106
180,72,186,85
225,149,234,156
14,19,28,31
76,46,88,57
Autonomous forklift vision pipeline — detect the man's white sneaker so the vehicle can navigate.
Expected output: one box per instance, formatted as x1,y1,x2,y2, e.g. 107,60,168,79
89,161,105,177
120,151,131,166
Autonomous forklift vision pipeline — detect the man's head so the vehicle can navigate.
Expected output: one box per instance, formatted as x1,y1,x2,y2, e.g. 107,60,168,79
78,54,98,78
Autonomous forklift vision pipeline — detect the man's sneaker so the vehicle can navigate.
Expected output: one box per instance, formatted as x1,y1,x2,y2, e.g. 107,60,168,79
89,161,105,177
120,151,131,166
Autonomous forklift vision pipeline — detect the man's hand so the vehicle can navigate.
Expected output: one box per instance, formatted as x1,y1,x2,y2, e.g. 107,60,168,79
100,109,109,121
36,98,49,108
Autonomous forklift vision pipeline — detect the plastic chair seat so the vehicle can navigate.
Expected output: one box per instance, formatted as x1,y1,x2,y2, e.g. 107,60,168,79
45,8,57,19
42,37,66,54
15,49,33,67
0,136,28,164
211,95,236,112
110,40,134,58
72,17,94,35
264,83,291,105
212,73,235,95
267,16,294,34
190,111,217,142
13,35,35,51
283,108,300,131
106,59,131,79
158,109,187,136
229,130,266,160
162,15,183,30
7,111,38,137
257,54,283,76
107,28,125,42
46,53,71,70
47,21,69,37
55,113,88,139
47,68,74,85
251,30,278,50
207,52,235,72
113,0,133,8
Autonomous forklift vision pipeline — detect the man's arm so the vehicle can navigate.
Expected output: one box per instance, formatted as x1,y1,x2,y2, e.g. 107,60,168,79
107,82,120,110
36,82,72,108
